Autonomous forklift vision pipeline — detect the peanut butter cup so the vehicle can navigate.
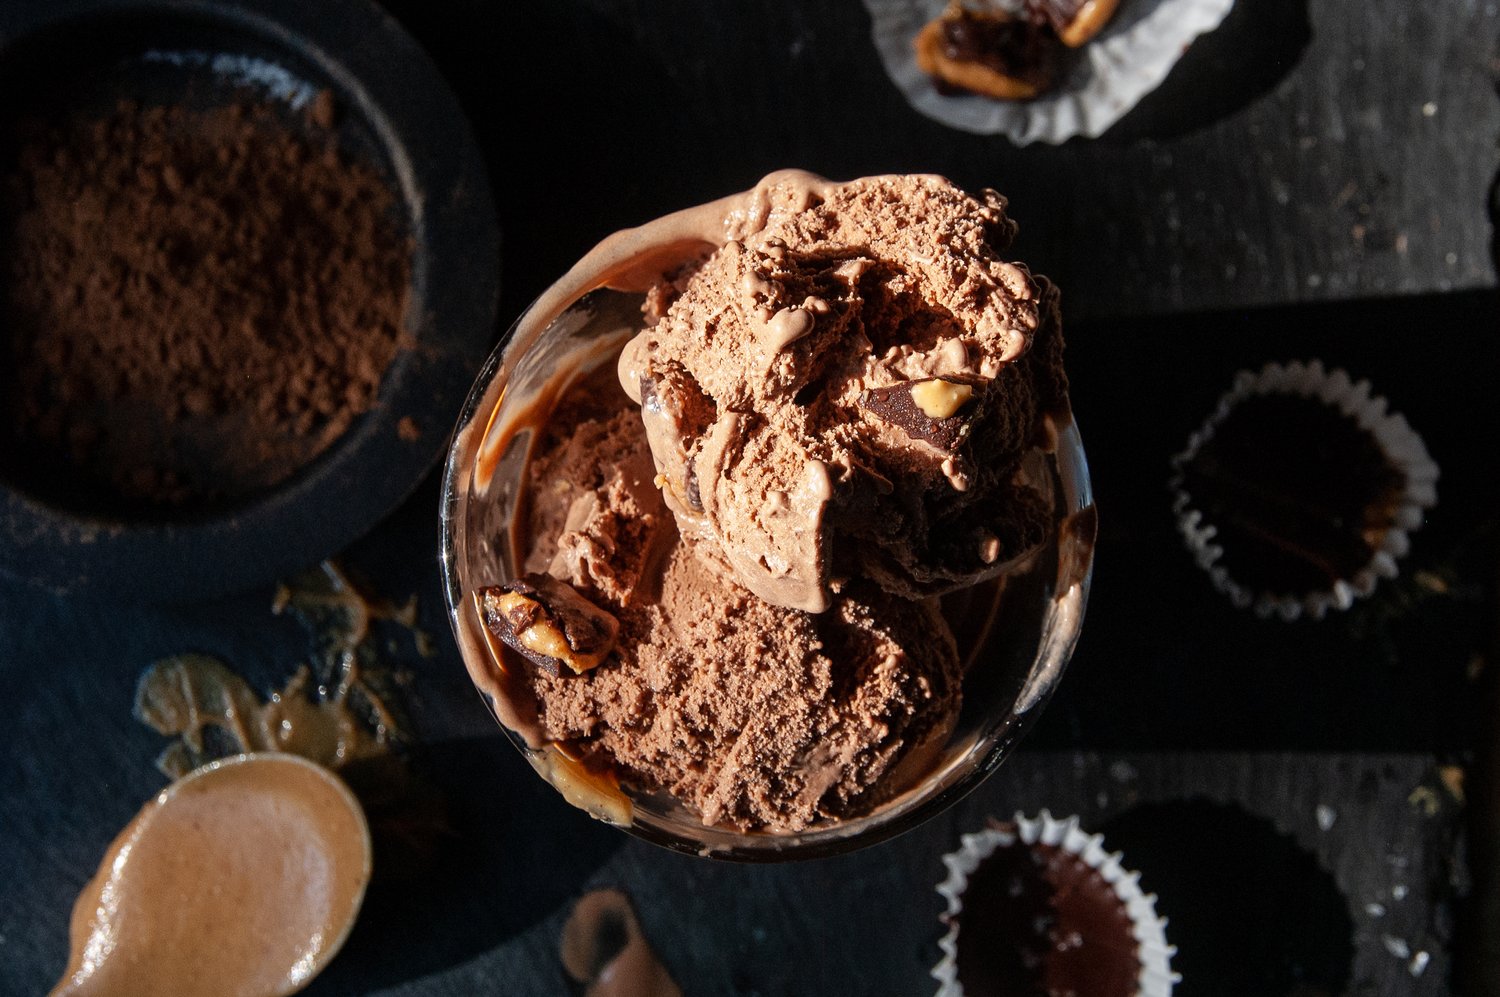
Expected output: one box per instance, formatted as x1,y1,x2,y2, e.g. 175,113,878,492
866,0,1235,142
934,811,1176,997
914,5,1065,101
1171,360,1439,620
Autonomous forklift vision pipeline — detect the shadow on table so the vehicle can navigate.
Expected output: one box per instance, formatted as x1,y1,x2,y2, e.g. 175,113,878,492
1103,0,1312,143
309,735,625,996
1491,81,1499,279
376,0,719,328
1101,799,1353,997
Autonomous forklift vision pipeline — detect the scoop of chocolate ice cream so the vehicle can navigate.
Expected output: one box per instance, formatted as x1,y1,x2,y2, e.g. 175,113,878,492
472,171,1075,835
512,382,964,832
618,173,1067,611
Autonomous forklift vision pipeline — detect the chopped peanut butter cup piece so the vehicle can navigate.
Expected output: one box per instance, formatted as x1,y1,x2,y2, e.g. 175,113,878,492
480,574,619,675
862,378,981,453
914,5,1064,101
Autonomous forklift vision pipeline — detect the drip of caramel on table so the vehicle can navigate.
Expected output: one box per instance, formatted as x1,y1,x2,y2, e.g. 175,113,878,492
135,561,416,778
136,655,394,777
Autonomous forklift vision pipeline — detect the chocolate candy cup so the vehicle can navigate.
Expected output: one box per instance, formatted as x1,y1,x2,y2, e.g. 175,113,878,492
1170,359,1439,621
933,810,1177,997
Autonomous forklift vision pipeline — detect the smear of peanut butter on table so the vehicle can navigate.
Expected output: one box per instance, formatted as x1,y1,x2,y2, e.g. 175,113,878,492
52,753,371,997
561,889,683,997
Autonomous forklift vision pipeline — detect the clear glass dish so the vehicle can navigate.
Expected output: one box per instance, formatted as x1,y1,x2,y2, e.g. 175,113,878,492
441,279,1096,863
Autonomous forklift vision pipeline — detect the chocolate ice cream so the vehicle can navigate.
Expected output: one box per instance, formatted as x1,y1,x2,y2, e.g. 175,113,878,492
471,172,1070,834
617,173,1065,611
503,376,963,830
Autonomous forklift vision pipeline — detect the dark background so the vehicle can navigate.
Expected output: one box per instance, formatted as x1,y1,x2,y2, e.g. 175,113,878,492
2,1,1498,994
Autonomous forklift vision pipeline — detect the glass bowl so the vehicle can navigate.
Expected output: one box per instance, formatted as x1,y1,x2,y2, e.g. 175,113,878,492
440,235,1095,863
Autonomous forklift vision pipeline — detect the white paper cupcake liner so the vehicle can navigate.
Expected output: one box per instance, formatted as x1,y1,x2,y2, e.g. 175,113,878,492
933,810,1177,996
864,0,1236,142
1169,359,1440,622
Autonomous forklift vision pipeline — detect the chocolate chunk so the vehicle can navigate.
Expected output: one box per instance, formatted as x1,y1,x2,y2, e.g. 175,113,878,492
861,379,980,453
955,837,1139,997
937,8,1065,91
479,574,619,675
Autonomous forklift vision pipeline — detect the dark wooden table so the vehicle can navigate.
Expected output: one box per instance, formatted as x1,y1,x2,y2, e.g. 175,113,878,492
3,1,1498,994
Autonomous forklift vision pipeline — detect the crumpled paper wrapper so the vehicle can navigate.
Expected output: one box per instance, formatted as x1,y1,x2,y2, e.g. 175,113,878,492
864,0,1235,141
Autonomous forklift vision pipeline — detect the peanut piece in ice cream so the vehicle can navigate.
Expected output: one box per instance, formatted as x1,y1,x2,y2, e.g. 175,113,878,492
910,379,975,420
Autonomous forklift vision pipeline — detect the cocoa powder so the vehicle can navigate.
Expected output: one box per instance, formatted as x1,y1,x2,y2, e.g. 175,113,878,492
0,97,412,512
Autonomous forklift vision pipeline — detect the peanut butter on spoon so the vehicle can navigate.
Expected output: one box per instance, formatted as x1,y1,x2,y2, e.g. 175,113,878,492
52,753,371,997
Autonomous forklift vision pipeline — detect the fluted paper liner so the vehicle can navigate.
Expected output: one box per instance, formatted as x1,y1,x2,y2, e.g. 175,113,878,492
933,810,1177,996
1169,359,1440,621
864,0,1236,142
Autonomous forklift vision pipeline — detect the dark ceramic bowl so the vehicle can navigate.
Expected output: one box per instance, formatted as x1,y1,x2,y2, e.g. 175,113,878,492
0,0,498,601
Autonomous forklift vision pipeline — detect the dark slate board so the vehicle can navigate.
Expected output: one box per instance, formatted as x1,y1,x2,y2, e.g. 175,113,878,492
2,0,1498,994
333,751,1463,997
389,0,1500,324
2,736,1464,996
4,291,1495,994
